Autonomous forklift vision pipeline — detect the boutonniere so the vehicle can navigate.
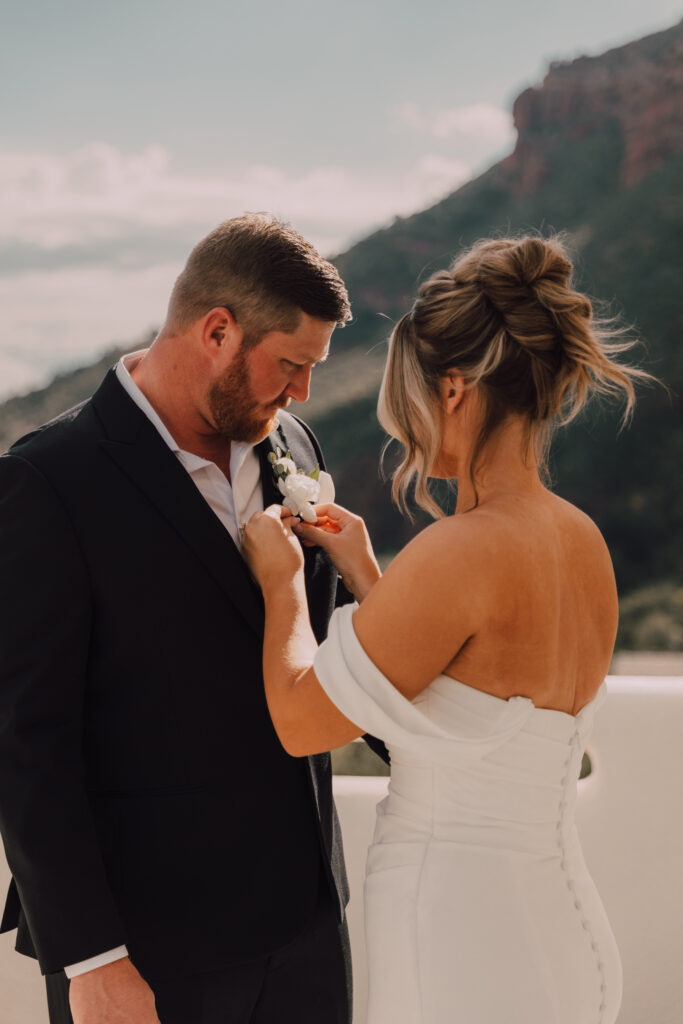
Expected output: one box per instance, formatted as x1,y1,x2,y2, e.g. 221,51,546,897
268,447,335,522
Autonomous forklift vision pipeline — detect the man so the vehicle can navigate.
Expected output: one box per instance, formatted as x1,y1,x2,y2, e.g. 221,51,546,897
0,214,386,1024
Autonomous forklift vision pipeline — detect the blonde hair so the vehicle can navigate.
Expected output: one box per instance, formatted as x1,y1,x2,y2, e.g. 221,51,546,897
378,234,651,518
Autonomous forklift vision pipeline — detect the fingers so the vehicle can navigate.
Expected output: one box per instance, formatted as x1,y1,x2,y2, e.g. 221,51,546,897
292,520,320,538
311,502,353,522
258,503,350,528
292,520,339,548
243,507,296,562
290,503,354,546
248,505,293,532
249,504,289,520
250,504,349,547
312,516,342,534
291,523,328,550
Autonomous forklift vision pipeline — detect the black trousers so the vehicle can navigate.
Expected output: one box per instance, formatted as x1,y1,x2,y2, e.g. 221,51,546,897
45,888,351,1024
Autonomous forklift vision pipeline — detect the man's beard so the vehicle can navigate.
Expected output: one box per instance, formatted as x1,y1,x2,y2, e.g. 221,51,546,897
208,345,287,443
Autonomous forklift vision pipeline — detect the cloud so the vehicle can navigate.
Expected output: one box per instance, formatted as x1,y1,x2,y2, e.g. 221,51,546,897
0,263,176,399
432,103,513,142
0,141,475,398
395,101,514,145
0,142,472,261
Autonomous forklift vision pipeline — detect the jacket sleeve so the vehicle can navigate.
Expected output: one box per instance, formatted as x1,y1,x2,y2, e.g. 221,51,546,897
0,454,126,973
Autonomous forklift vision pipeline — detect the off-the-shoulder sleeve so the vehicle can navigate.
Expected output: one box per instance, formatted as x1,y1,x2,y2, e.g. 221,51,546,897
313,604,536,767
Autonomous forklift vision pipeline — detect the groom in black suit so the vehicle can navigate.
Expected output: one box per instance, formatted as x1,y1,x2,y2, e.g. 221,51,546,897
0,215,384,1024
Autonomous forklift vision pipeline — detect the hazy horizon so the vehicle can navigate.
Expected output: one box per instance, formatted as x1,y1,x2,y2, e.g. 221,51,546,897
1,2,681,400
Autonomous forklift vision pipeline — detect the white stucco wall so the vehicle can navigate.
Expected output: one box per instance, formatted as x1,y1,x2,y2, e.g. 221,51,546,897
1,676,681,1023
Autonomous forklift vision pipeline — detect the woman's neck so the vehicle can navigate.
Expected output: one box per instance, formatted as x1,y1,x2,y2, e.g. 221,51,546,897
454,420,546,514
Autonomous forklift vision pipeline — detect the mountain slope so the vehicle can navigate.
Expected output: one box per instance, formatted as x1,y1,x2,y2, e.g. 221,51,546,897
299,19,683,595
0,20,681,607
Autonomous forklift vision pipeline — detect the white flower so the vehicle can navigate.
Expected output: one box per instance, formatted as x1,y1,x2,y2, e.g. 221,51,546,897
269,448,335,521
276,465,336,522
317,470,335,505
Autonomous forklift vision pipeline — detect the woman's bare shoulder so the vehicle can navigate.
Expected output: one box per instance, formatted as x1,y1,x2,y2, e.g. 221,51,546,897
378,509,513,603
549,494,615,565
354,514,502,699
374,492,614,609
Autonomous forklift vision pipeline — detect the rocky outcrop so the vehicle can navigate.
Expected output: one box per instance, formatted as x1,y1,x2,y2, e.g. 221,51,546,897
505,19,683,195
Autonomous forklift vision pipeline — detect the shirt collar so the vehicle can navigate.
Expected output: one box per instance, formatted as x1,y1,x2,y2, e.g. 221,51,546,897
116,350,183,454
115,350,257,479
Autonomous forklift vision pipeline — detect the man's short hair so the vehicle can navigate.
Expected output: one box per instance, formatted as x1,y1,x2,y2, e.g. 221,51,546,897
165,213,351,345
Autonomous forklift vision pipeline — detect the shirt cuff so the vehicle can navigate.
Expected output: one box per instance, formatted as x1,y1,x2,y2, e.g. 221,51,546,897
64,945,129,978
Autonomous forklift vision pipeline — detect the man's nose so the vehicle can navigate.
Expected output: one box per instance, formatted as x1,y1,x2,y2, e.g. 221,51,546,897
285,366,312,403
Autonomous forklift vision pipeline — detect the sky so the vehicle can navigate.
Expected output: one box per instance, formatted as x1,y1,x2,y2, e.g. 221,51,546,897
1,0,682,399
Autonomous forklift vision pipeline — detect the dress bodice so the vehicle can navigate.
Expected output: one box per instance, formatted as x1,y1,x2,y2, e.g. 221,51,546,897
315,603,606,855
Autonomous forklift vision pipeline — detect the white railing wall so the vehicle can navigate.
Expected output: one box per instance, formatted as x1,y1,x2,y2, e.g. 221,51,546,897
1,676,682,1024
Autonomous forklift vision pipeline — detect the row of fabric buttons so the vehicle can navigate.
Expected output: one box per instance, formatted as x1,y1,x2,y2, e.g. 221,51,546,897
556,729,608,1021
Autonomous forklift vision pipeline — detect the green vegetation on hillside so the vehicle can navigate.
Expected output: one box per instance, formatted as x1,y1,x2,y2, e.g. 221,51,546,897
1,26,681,650
311,120,682,603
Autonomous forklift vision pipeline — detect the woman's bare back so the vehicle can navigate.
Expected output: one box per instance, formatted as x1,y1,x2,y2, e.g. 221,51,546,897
442,492,619,715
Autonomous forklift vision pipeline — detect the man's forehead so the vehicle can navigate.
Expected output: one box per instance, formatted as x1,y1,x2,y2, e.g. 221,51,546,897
265,319,334,362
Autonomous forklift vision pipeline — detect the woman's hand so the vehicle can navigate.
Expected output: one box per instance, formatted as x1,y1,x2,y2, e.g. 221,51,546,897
292,503,381,603
242,505,304,594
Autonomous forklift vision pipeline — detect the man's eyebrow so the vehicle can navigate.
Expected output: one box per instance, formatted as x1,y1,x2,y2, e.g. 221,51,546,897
285,350,330,367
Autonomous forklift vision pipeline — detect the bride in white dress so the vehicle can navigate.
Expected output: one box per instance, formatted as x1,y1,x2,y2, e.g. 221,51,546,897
243,235,648,1023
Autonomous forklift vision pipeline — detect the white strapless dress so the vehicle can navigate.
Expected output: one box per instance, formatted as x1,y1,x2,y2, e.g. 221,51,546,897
314,604,622,1024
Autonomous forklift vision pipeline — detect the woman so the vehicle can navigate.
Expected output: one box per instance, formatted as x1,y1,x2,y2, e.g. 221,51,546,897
242,235,646,1023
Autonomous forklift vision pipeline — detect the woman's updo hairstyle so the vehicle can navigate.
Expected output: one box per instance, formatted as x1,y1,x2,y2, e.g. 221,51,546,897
378,234,650,517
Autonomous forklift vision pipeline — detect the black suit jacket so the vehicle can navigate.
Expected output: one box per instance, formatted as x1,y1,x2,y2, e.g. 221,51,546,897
0,369,383,978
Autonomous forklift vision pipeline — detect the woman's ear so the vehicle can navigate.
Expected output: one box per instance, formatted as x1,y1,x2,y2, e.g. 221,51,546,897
444,372,466,414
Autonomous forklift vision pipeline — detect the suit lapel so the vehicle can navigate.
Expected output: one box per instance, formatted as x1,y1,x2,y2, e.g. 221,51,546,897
255,414,321,501
93,371,265,637
93,374,334,795
255,428,287,509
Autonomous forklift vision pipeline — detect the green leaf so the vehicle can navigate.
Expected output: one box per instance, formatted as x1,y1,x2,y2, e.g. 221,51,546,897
267,451,277,464
307,465,320,481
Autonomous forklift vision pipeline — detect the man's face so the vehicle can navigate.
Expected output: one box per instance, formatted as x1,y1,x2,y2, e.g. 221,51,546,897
208,312,334,443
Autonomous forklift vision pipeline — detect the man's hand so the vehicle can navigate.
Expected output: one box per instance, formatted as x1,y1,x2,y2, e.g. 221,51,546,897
69,957,161,1024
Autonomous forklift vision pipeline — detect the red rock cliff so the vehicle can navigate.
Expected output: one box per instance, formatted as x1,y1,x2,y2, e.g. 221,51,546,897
505,19,683,195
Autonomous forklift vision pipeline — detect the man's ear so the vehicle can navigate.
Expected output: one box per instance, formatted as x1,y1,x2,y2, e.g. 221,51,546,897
444,371,466,414
200,307,243,358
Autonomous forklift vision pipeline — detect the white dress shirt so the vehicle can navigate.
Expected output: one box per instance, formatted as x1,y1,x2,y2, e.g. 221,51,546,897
65,350,265,978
